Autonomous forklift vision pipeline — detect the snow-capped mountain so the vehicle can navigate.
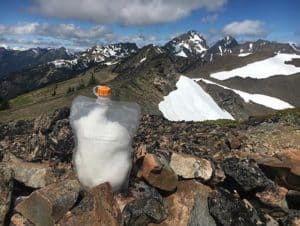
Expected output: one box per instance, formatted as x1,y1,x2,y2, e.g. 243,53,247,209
208,36,239,57
48,43,138,70
233,39,298,55
0,47,70,78
164,30,208,58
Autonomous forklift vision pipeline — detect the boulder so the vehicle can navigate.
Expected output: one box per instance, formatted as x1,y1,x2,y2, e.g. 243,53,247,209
250,148,300,190
139,154,178,191
286,190,300,209
208,188,263,226
123,181,167,226
221,158,272,192
169,152,213,181
0,164,13,225
4,154,55,188
15,180,81,226
256,185,288,210
150,180,216,226
59,183,121,226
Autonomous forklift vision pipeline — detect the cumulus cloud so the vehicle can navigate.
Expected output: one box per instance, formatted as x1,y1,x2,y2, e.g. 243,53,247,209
0,22,117,50
0,23,114,40
28,0,227,25
222,20,270,37
201,14,218,23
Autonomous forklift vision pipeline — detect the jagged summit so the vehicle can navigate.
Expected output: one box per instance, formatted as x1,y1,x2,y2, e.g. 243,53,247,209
164,30,208,58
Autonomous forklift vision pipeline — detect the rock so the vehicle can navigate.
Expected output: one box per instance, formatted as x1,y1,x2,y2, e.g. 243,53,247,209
221,158,272,192
47,119,74,162
123,181,167,226
287,190,300,209
280,210,300,226
0,164,13,225
226,136,241,149
256,185,288,210
250,148,300,190
33,107,70,134
59,182,121,226
169,152,213,181
10,213,34,226
139,154,178,191
4,154,56,188
150,180,216,226
209,163,226,186
264,214,279,226
15,180,81,226
208,188,263,226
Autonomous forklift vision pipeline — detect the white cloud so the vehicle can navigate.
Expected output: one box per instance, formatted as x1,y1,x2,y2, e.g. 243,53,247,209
28,0,227,25
222,20,269,37
201,14,218,23
0,23,113,40
0,22,116,50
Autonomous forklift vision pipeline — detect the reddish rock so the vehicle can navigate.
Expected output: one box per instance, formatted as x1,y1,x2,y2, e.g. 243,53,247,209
140,154,178,191
256,185,288,210
250,148,300,190
59,182,121,226
15,180,81,226
9,213,34,226
150,180,216,226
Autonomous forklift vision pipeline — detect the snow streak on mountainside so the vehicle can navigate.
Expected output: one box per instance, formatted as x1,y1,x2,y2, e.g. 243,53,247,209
210,53,300,80
158,76,234,121
196,78,294,110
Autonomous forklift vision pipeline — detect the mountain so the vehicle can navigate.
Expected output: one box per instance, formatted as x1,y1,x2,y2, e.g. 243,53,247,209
164,30,208,58
0,47,71,78
0,43,138,100
206,36,239,60
0,32,300,122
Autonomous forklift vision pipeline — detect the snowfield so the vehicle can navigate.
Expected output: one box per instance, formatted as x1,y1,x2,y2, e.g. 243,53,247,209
158,76,234,121
210,53,300,80
197,78,294,110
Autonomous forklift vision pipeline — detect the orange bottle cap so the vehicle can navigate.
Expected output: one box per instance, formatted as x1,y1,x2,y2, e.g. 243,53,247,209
97,86,111,97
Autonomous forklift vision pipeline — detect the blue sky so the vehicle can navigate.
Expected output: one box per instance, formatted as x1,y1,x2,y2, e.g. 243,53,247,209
0,0,299,50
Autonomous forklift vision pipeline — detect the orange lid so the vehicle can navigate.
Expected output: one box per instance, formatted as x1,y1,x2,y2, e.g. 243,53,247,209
97,86,111,97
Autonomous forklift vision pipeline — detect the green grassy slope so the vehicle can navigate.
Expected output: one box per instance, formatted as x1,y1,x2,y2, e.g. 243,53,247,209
0,67,117,122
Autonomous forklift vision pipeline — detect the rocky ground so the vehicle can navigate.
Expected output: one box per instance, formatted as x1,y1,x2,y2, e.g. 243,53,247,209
0,107,300,226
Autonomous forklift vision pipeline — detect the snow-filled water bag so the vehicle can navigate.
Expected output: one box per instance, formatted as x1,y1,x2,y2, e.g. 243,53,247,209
70,85,141,191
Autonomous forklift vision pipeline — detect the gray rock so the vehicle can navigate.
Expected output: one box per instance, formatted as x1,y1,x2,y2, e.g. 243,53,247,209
208,188,263,226
0,164,13,225
4,154,55,188
170,152,213,181
221,158,272,192
123,181,167,226
15,180,81,226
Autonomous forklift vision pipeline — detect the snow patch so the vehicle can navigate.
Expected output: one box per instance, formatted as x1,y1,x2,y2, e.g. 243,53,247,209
210,53,300,80
238,53,252,57
140,57,147,63
158,76,234,121
176,50,188,58
197,78,294,110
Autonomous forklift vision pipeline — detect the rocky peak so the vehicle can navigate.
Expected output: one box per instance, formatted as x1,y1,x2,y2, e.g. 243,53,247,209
78,42,138,63
164,30,208,58
208,36,239,57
